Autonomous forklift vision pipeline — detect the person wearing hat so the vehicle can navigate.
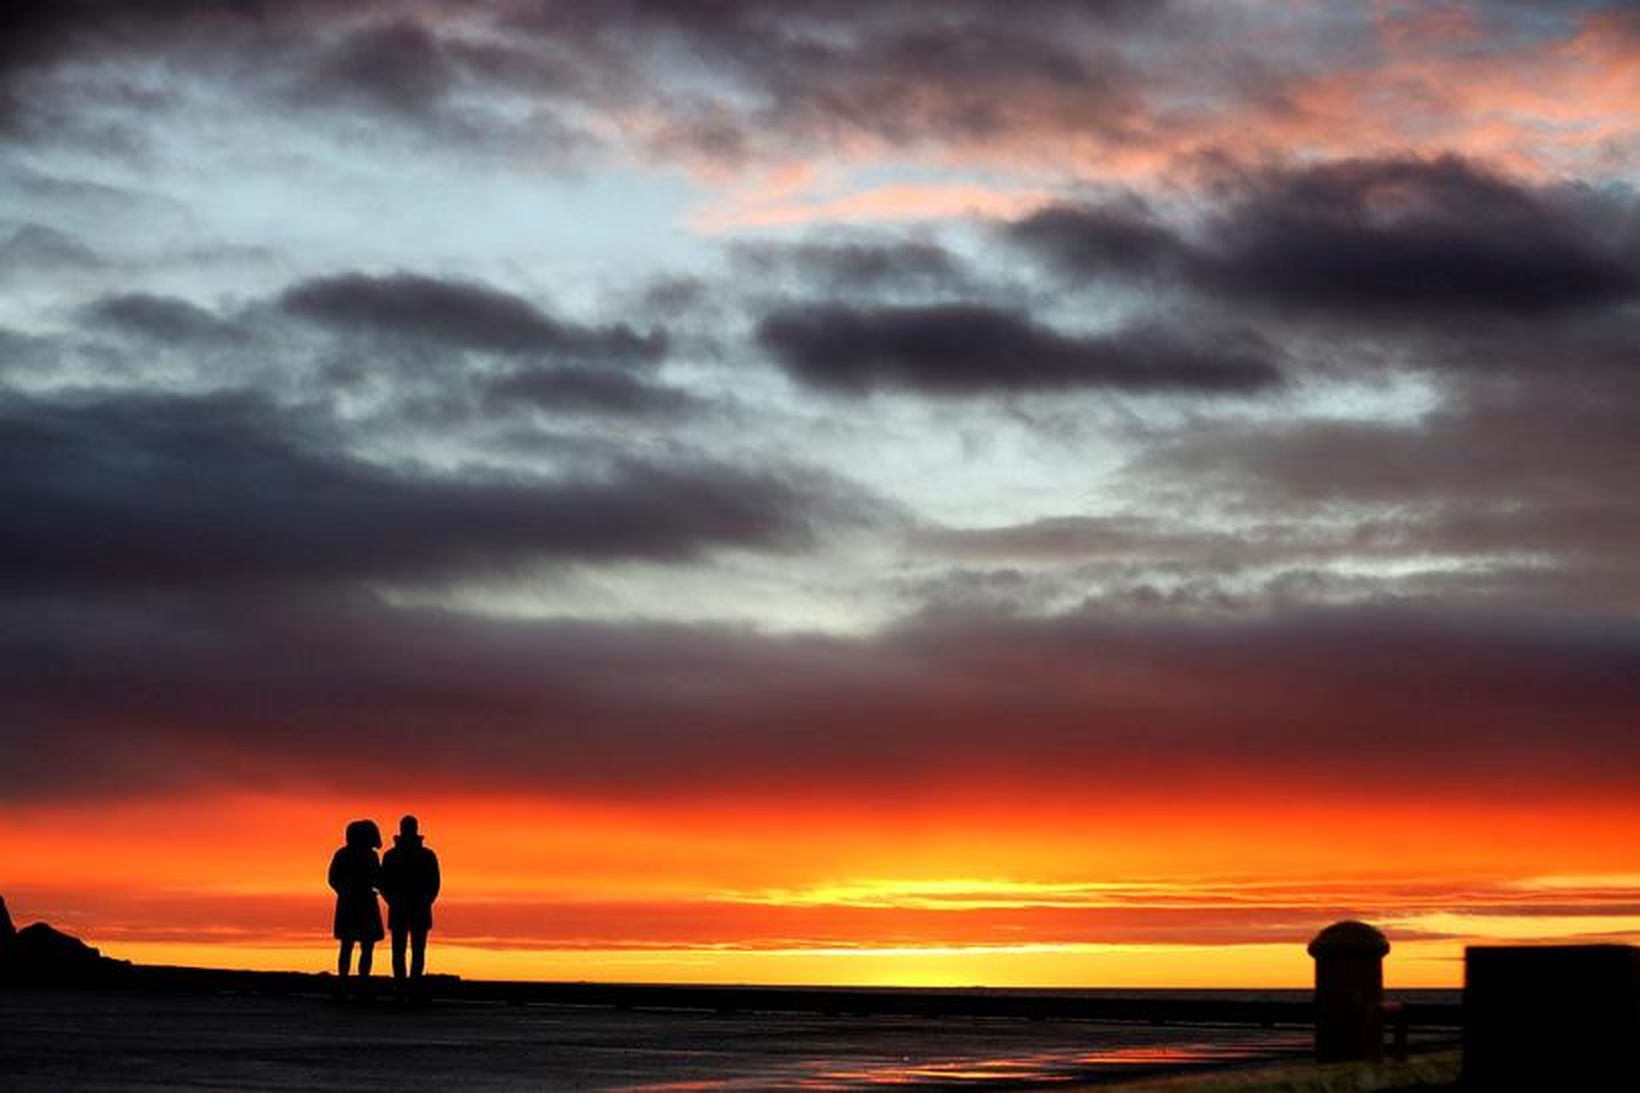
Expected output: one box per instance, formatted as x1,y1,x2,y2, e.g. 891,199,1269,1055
379,814,440,996
327,819,384,996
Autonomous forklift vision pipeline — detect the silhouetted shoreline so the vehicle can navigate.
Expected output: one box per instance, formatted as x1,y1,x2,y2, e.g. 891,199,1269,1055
1,899,1462,1027
4,956,1464,1026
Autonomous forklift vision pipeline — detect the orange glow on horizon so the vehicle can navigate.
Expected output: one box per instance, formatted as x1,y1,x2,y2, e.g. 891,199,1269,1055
7,787,1640,989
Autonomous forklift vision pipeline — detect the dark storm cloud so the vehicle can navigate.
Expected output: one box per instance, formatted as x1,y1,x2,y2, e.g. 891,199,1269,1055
913,514,1402,568
0,0,1170,155
1010,156,1640,317
0,391,846,590
1005,200,1182,280
1195,156,1638,315
280,273,666,363
84,292,239,343
757,303,1281,395
0,223,101,274
0,0,299,130
3,596,1638,801
481,366,703,418
303,19,453,116
0,327,54,381
0,1,583,145
1120,364,1640,617
583,0,1160,159
0,0,273,68
6,0,1638,818
731,240,969,294
1144,381,1640,508
5,1,1631,188
0,2,507,124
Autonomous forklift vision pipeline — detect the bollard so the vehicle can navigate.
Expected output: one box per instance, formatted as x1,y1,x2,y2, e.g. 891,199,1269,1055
1308,920,1389,1063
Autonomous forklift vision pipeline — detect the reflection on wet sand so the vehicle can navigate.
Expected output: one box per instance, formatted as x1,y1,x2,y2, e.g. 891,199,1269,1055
814,1032,1314,1086
6,989,1457,1091
629,1026,1316,1089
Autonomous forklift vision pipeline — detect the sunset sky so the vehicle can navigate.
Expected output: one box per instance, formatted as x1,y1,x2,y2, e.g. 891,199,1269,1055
3,0,1639,988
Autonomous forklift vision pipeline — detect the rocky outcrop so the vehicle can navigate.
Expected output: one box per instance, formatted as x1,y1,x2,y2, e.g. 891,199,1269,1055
0,895,129,984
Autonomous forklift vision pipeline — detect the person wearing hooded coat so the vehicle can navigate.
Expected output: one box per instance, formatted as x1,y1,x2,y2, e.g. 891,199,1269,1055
327,819,384,990
379,814,440,993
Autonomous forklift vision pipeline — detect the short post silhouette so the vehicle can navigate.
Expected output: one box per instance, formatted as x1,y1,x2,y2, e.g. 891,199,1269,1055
327,819,384,996
1308,920,1389,1062
380,814,440,998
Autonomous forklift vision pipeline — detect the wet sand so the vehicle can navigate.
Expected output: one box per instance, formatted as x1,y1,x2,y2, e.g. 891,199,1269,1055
0,987,1330,1090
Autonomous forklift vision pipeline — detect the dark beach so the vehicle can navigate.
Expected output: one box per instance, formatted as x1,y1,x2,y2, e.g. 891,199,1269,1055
0,979,1462,1091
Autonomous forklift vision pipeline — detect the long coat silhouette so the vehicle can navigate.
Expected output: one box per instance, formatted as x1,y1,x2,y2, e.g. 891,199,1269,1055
328,821,384,942
380,823,440,933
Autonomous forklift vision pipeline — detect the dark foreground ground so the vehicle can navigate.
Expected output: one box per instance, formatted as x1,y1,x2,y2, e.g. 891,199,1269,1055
0,987,1462,1091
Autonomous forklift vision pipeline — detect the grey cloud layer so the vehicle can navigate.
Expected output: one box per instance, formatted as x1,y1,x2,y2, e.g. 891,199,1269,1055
0,391,848,589
11,2,1626,168
1009,157,1640,319
972,154,1640,620
3,0,1639,812
5,596,1637,801
61,276,697,425
281,273,666,363
730,240,971,296
757,303,1281,395
86,292,242,343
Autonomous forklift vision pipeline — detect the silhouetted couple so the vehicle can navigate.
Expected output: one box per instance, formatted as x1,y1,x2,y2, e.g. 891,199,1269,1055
328,814,440,999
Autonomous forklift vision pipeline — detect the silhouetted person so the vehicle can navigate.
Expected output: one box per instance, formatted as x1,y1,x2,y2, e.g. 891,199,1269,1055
328,819,383,995
380,814,439,996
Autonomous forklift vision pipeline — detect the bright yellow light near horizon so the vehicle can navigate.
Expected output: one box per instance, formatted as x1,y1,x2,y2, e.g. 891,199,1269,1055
729,877,1197,910
17,788,1640,996
721,874,1484,911
1507,874,1640,891
1381,911,1640,943
100,938,1464,989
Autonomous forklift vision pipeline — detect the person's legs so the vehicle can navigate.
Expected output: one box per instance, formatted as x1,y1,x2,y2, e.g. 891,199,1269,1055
337,939,355,978
391,927,408,983
410,928,428,980
357,939,374,977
